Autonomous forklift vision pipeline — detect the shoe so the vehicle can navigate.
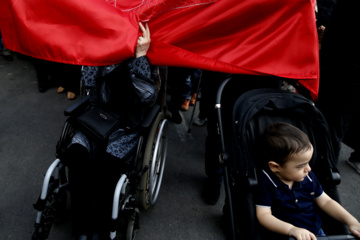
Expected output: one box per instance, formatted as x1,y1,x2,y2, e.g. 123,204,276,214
202,179,221,205
2,47,14,61
38,82,48,93
91,233,101,240
169,110,182,124
193,117,207,126
57,86,65,94
180,99,190,111
3,54,14,61
190,93,197,106
347,159,360,175
75,234,88,240
67,91,77,100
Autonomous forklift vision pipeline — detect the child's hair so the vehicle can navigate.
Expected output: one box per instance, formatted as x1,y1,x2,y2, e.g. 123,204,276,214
263,122,312,165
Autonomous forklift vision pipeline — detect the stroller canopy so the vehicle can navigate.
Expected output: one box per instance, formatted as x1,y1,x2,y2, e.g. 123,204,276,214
229,88,337,184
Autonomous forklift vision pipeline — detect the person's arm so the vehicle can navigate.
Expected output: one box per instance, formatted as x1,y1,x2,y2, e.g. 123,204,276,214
128,22,157,106
256,206,317,240
316,193,360,237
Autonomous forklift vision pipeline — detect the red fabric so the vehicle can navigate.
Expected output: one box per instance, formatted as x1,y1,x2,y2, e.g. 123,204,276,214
0,0,319,98
0,0,139,64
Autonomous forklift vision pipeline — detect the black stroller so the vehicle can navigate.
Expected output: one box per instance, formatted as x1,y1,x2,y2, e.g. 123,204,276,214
214,77,358,240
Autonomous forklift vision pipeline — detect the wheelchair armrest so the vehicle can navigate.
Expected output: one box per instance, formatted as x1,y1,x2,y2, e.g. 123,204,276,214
64,95,90,117
141,104,160,128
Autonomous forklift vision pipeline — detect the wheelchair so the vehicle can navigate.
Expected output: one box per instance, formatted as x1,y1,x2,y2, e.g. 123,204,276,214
32,67,169,240
212,77,358,240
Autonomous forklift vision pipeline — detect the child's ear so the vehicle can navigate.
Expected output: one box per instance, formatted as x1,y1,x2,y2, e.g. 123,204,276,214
268,161,281,173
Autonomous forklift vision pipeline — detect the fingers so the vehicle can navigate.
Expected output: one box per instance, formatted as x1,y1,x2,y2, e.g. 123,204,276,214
135,22,151,58
310,232,317,240
139,22,145,33
295,234,316,240
139,22,150,38
289,227,317,240
349,227,360,237
139,22,150,40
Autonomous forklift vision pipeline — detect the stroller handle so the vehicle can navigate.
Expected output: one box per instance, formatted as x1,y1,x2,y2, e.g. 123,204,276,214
289,235,358,240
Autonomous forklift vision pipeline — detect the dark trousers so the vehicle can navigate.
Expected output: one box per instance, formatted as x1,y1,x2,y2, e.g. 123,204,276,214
66,144,129,236
33,59,81,93
316,0,360,165
167,67,195,113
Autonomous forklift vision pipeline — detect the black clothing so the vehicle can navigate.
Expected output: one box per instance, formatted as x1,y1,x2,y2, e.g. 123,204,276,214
33,59,81,93
316,0,360,164
66,57,158,237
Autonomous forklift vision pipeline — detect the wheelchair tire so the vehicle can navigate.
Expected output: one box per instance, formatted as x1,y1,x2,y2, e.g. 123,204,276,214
32,162,70,240
125,208,139,240
56,118,75,158
139,112,168,210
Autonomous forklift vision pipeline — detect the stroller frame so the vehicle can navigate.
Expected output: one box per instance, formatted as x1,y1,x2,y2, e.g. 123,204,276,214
214,77,357,240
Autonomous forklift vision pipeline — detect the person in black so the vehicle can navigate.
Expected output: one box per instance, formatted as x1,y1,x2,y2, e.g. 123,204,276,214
316,0,360,173
65,22,158,240
34,60,82,100
166,67,195,123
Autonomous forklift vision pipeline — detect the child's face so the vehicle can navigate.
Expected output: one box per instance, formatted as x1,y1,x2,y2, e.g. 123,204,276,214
276,145,313,184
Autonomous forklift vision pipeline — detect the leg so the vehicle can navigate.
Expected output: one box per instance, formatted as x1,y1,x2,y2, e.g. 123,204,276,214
344,91,360,174
32,59,53,92
57,63,81,100
93,153,124,235
180,74,192,111
66,144,93,238
167,67,194,123
194,71,209,126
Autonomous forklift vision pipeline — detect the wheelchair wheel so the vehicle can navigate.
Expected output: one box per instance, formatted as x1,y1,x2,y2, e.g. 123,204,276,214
139,112,168,209
32,161,69,240
33,116,73,240
56,118,75,158
125,208,139,240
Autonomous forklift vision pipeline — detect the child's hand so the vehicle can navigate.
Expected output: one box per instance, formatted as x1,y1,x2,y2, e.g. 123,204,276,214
288,226,317,240
348,222,360,238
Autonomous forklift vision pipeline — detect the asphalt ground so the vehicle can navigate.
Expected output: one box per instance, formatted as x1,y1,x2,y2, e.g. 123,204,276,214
0,54,359,240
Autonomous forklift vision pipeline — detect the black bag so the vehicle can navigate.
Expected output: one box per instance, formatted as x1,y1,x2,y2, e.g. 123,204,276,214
77,106,123,142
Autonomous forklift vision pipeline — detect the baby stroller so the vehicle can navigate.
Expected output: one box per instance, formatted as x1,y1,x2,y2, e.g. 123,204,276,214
31,67,169,240
214,77,357,240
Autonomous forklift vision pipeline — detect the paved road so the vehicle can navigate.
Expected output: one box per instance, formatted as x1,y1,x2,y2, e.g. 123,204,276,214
0,55,359,240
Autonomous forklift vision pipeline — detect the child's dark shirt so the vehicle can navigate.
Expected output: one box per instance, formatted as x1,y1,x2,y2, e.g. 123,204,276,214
255,170,323,234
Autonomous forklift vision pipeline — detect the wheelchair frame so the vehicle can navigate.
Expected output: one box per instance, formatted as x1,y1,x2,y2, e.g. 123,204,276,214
32,67,169,240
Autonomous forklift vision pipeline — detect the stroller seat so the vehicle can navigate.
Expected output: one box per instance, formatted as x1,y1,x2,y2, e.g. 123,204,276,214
215,81,353,240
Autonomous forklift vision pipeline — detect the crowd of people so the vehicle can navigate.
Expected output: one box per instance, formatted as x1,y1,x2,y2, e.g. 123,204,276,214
1,0,359,239
1,32,81,100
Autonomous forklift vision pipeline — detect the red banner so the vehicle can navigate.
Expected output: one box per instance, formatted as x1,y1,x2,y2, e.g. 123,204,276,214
0,0,319,98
